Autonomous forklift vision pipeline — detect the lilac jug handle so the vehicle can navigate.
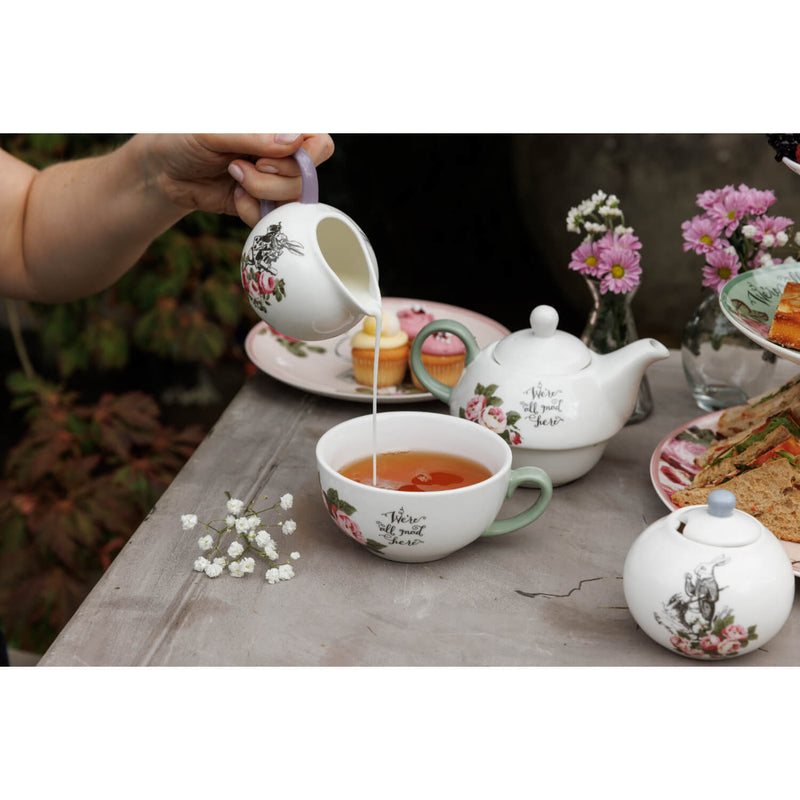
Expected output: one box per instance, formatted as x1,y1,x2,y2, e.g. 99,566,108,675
259,146,319,219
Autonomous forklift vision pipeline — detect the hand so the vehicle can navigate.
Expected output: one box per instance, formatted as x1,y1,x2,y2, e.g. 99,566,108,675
144,133,335,227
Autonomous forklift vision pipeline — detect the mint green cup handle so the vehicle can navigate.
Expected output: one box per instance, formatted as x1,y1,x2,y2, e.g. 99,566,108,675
482,467,553,537
409,319,482,402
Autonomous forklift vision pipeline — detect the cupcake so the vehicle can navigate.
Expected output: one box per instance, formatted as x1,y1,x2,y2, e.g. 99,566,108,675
351,311,410,387
411,331,467,389
397,305,435,344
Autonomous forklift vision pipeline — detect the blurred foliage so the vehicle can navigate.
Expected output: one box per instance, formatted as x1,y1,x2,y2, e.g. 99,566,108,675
0,372,203,652
0,134,252,652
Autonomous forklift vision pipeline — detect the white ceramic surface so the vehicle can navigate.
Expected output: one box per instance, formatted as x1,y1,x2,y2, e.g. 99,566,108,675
410,305,669,485
649,410,800,576
316,411,552,563
719,262,800,366
623,496,795,660
783,156,800,176
240,201,381,341
245,297,510,403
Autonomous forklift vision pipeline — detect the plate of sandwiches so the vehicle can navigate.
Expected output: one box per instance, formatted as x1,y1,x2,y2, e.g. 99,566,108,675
720,263,800,366
650,374,800,575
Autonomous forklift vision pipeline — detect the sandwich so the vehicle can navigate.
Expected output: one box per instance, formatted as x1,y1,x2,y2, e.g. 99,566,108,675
671,410,800,542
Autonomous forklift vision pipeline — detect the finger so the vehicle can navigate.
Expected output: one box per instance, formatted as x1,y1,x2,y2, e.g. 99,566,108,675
228,159,305,204
195,133,306,161
252,134,336,176
233,185,262,228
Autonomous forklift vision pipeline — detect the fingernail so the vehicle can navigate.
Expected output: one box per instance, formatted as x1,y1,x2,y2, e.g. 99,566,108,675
257,164,279,174
234,185,246,200
275,133,300,144
228,163,245,182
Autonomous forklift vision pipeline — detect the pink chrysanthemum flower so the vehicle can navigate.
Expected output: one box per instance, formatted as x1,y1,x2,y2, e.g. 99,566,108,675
598,230,642,252
596,247,642,294
568,240,604,277
702,248,740,292
707,190,748,237
681,214,726,254
696,186,732,211
749,214,794,243
738,184,776,215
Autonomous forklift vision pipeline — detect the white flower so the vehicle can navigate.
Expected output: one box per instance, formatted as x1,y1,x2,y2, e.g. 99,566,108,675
246,515,261,530
227,541,244,558
598,205,621,217
266,568,281,584
228,560,245,578
255,530,274,550
235,517,251,534
204,563,224,578
278,564,295,581
197,534,214,551
225,515,235,529
213,557,228,566
280,493,294,510
241,557,255,574
762,233,776,248
282,519,297,535
777,231,789,247
795,232,800,247
741,224,757,239
265,546,278,560
193,556,210,572
759,252,775,267
181,514,198,530
227,498,245,516
584,222,607,234
290,551,300,560
614,225,634,235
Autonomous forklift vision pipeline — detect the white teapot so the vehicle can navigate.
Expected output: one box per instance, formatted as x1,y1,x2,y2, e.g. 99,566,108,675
240,148,381,340
409,305,669,485
623,489,795,660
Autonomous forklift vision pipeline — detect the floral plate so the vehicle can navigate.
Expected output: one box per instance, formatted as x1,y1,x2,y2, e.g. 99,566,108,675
649,410,800,576
719,262,800,366
244,297,510,403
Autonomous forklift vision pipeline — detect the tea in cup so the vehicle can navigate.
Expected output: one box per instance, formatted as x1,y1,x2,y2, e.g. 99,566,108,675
316,411,553,563
240,147,381,340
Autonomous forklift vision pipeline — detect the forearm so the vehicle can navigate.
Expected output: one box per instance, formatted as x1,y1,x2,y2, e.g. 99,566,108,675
21,137,188,302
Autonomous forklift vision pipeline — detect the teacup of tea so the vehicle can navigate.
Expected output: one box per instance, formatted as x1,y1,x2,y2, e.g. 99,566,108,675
316,411,553,563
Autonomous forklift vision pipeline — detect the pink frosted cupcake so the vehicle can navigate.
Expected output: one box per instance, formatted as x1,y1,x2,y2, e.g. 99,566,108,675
397,305,435,344
411,331,467,389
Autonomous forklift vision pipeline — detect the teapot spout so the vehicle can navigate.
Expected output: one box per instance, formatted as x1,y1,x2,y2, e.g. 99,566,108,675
597,338,669,418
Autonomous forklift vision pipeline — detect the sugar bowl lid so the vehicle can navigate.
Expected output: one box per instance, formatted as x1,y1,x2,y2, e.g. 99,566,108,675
492,305,591,375
681,489,762,547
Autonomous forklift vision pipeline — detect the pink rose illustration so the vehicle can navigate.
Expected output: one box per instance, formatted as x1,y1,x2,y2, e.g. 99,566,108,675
721,623,748,641
259,273,276,295
716,638,741,656
465,395,487,422
700,634,721,652
331,507,366,545
481,405,507,434
509,431,522,446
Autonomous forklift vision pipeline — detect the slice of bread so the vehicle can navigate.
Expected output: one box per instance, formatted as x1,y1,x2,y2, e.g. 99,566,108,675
715,373,800,440
690,412,800,488
672,456,800,542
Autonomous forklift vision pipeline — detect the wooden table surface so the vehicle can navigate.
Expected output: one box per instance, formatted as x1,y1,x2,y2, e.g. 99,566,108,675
39,351,800,666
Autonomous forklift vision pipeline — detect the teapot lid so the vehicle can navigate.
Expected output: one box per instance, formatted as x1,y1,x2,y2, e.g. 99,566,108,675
681,489,762,547
492,306,591,375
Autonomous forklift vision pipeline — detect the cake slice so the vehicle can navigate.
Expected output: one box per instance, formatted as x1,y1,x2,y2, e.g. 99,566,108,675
768,281,800,351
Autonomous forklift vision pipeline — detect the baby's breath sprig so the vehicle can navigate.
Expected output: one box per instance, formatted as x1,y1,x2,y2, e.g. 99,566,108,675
180,491,299,582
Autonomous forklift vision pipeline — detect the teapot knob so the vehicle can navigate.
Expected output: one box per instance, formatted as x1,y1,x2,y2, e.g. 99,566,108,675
707,489,736,518
530,305,559,338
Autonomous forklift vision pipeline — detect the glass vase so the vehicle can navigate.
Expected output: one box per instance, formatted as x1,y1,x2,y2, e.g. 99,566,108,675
681,291,777,412
581,276,653,425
